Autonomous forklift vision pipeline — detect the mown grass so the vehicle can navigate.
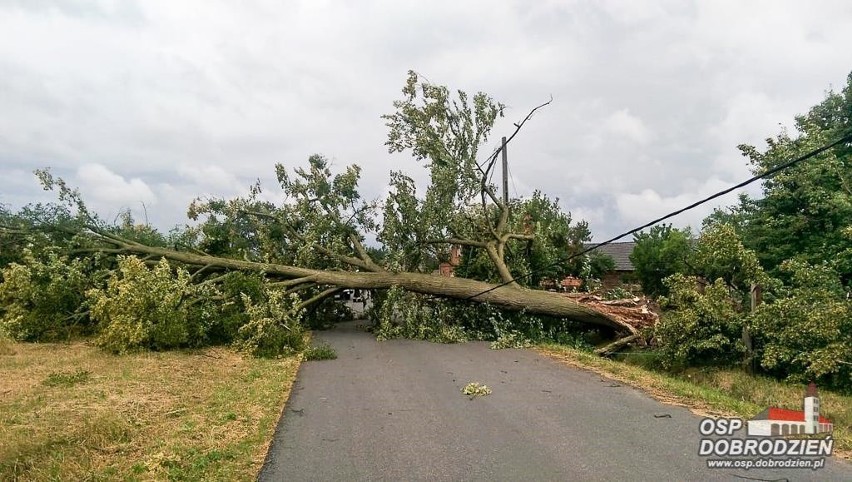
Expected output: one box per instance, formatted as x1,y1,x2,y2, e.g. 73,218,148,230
536,343,852,459
0,341,300,481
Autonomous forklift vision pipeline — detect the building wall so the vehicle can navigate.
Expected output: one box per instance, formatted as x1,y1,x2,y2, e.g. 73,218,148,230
747,420,832,436
600,271,636,291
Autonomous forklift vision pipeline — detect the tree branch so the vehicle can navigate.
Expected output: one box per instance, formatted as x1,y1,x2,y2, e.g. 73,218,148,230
349,234,384,272
295,287,342,312
269,276,319,288
477,96,553,173
283,282,320,296
421,238,487,248
190,264,215,282
196,272,232,288
594,334,641,356
241,209,377,272
503,233,536,242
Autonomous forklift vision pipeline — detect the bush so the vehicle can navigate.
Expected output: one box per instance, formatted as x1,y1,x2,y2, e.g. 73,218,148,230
88,257,208,353
234,290,306,358
207,272,267,344
0,249,92,341
603,287,634,301
750,260,851,389
655,275,745,370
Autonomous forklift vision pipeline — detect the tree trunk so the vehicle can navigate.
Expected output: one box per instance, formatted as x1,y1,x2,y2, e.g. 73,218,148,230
104,243,637,334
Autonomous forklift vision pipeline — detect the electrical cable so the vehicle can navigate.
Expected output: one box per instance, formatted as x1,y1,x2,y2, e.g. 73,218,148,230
465,132,852,300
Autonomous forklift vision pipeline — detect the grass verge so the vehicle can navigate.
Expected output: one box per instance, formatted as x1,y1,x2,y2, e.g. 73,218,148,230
0,341,299,481
536,343,851,459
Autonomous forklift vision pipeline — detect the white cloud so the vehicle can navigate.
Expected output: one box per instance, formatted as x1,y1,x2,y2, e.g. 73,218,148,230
76,163,156,206
176,164,244,194
614,177,744,233
604,109,653,145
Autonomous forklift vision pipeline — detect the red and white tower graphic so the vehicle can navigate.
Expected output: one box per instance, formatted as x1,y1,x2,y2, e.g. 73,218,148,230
746,382,833,437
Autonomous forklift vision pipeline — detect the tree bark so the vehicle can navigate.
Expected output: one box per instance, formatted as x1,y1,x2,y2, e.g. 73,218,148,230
594,334,641,356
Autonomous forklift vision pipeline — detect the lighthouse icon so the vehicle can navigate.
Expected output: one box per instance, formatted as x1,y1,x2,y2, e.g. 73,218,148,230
746,382,834,437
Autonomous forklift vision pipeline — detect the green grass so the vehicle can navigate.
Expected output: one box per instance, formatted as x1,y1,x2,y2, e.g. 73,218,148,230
42,369,90,387
537,343,852,458
303,343,337,361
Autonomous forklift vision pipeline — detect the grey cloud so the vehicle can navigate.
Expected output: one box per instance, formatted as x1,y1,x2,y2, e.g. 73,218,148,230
2,0,851,239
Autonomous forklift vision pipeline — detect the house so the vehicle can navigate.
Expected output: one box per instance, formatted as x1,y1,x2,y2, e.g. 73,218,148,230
437,245,461,277
747,383,833,436
582,241,637,289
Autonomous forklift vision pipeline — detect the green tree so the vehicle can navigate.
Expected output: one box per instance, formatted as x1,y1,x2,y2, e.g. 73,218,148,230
655,275,744,369
709,72,852,282
654,223,770,368
630,224,693,297
750,259,851,388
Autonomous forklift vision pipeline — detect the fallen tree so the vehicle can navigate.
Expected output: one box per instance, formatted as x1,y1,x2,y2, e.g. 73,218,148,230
65,230,640,334
7,71,651,344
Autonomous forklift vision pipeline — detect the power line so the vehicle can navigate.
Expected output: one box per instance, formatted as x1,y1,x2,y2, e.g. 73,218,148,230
465,132,852,301
507,163,519,198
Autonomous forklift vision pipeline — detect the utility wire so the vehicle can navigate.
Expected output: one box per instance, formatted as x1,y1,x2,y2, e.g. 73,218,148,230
508,163,519,198
465,132,852,300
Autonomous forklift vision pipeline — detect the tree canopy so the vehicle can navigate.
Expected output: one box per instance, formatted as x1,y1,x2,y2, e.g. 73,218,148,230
629,224,693,298
707,72,852,283
649,73,852,388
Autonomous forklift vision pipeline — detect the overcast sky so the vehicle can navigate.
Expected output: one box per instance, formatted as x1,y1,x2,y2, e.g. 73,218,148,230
2,0,851,241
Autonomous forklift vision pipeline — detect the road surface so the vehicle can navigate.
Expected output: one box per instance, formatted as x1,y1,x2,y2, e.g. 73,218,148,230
260,321,851,481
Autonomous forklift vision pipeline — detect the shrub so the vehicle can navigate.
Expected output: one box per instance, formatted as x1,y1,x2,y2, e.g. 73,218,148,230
750,260,852,389
655,275,746,370
234,290,306,358
207,272,267,344
0,249,92,341
88,257,206,353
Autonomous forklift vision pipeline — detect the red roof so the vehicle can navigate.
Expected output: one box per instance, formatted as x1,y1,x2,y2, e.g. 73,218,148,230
766,407,831,424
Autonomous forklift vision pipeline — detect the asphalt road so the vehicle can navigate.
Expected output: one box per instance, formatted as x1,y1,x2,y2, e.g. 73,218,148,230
260,321,851,481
